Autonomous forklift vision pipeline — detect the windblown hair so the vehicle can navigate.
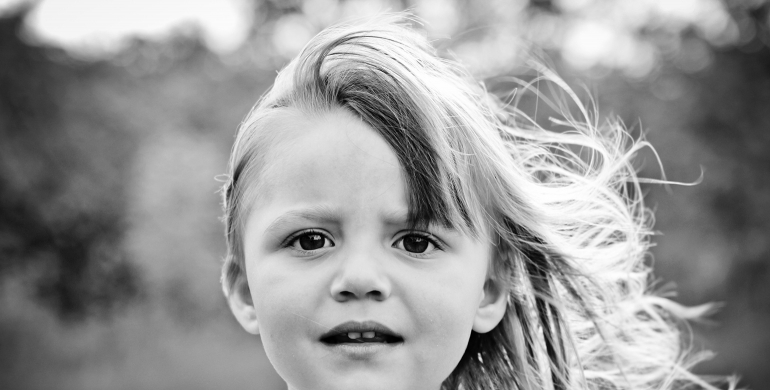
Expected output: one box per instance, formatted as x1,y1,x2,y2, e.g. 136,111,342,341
221,14,732,390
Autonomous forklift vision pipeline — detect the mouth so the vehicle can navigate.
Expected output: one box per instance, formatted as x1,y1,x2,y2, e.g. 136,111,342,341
320,321,404,345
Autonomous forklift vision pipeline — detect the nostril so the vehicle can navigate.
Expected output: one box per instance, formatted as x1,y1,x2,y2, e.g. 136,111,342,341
334,289,385,301
367,290,384,300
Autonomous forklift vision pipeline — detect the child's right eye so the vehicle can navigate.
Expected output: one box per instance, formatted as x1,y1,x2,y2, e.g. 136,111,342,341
286,230,335,251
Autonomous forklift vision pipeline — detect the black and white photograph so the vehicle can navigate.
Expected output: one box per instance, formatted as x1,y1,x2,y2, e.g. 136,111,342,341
1,0,768,389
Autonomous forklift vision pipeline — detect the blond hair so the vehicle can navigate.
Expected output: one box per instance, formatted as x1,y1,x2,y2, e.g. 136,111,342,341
221,14,732,390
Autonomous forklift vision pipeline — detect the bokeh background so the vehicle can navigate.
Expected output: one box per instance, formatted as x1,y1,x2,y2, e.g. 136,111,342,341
1,0,768,389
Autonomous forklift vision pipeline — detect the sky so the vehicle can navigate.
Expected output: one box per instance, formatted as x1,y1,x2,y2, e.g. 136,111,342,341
0,0,253,55
0,0,741,82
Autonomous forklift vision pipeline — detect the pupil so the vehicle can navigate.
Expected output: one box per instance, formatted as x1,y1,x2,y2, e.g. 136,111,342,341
403,236,429,253
299,234,324,250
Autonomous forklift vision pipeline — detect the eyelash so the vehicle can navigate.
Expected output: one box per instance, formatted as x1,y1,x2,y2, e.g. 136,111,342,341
283,229,335,254
281,230,445,256
392,231,444,255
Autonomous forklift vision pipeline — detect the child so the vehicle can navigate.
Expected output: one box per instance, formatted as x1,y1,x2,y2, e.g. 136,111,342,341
219,14,732,390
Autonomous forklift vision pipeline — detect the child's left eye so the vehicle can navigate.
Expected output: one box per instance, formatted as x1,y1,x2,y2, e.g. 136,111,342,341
286,230,334,251
393,234,440,254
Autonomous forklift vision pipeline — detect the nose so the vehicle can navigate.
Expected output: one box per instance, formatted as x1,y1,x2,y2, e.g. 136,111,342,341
330,247,391,302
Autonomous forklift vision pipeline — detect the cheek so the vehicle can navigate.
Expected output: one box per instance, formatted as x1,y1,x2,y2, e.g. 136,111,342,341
405,267,486,372
249,269,291,337
247,264,319,377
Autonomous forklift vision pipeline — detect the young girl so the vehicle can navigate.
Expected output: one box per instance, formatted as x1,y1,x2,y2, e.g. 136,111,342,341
219,14,732,390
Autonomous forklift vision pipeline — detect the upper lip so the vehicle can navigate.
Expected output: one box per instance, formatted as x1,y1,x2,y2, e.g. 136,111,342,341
320,320,403,340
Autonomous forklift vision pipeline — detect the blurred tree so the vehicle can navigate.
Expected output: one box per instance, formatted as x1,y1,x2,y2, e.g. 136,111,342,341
0,9,140,320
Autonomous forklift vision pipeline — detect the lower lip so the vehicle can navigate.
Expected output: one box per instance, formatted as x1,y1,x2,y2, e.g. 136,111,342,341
321,341,403,360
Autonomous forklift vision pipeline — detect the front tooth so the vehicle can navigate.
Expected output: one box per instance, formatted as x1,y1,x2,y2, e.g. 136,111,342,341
348,332,361,339
362,331,375,339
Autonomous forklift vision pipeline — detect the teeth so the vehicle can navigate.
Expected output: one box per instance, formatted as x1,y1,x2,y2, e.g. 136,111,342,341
346,331,377,340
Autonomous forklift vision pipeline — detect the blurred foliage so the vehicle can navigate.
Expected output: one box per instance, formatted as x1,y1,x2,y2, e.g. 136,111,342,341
0,0,769,389
0,11,139,320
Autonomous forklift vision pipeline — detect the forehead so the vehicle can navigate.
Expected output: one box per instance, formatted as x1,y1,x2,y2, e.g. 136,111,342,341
242,108,416,232
257,108,404,203
235,103,476,235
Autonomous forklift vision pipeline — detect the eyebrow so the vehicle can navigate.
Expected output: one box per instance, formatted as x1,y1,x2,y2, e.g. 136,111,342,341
263,206,422,236
264,205,342,237
380,209,410,227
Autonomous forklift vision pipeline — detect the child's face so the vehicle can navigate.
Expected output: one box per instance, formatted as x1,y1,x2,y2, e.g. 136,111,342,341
237,108,501,390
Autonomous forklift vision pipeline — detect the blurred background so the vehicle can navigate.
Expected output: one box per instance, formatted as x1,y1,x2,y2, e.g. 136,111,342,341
0,0,768,389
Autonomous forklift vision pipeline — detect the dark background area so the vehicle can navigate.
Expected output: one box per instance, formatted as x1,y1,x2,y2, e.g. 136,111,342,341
1,0,768,389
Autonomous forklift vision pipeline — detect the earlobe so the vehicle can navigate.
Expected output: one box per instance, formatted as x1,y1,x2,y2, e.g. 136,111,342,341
472,278,509,334
227,281,260,335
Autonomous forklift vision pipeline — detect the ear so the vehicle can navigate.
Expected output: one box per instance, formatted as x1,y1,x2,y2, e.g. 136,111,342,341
472,278,508,333
227,279,260,335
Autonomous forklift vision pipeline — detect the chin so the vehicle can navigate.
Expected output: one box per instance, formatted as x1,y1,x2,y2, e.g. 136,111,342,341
289,371,434,390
